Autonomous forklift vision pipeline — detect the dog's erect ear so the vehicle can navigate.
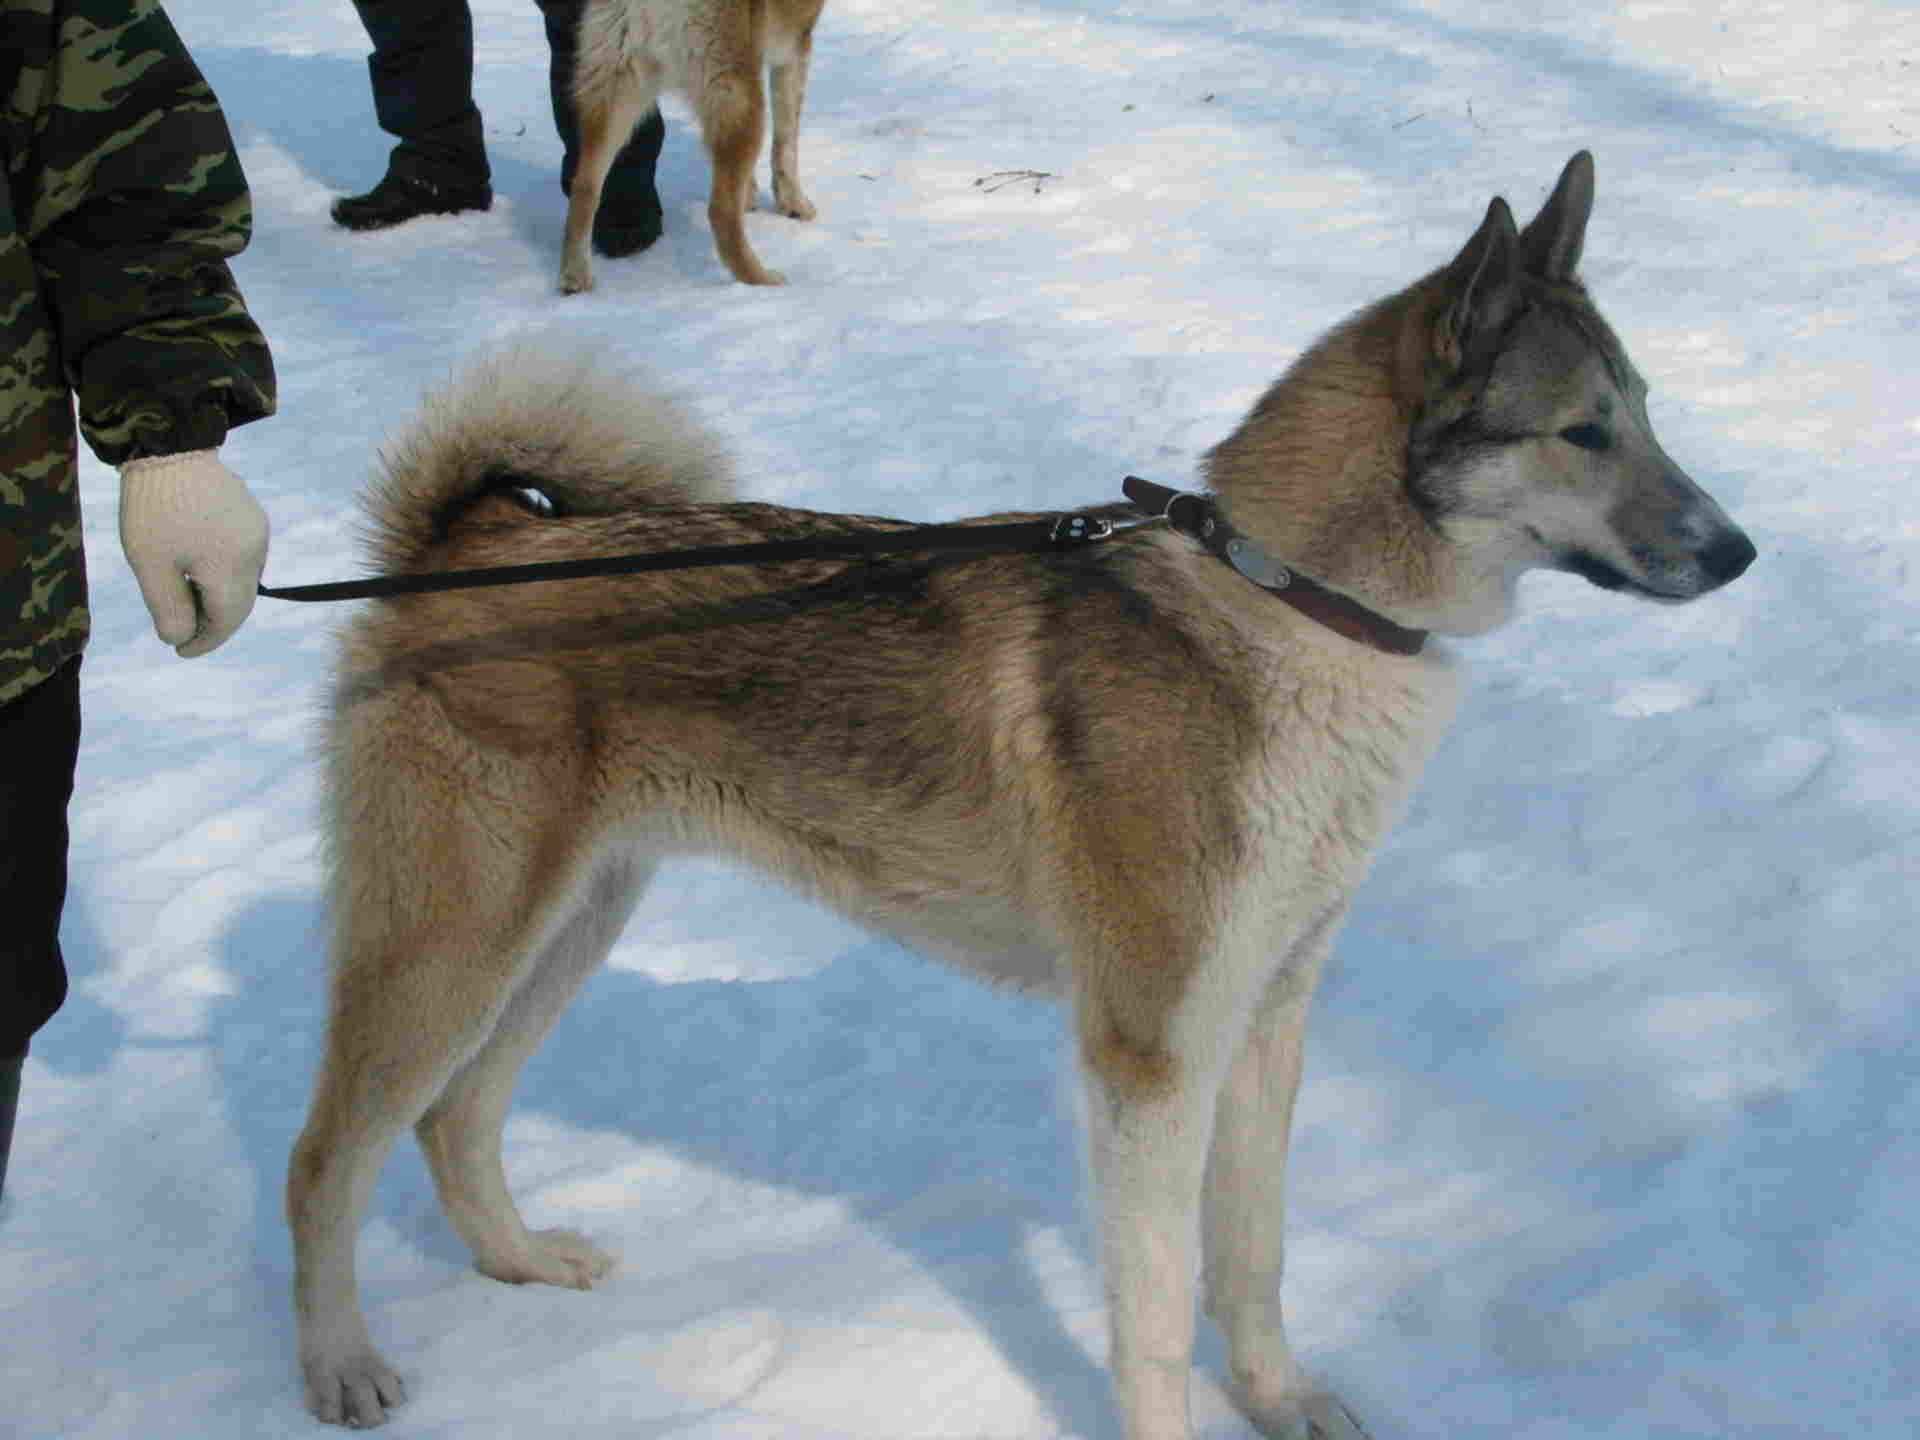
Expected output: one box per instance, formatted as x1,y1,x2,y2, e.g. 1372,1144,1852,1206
1436,195,1521,372
1517,150,1595,281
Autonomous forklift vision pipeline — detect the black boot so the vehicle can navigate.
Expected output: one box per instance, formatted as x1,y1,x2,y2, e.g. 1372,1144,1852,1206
331,170,493,231
0,1046,22,1204
340,0,492,232
588,183,663,258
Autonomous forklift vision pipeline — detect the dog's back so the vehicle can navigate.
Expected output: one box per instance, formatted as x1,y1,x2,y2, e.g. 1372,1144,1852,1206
328,332,1291,1009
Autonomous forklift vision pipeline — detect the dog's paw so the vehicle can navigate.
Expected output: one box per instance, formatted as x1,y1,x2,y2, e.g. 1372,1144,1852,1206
1241,1386,1373,1440
479,1227,615,1290
557,258,595,296
532,1227,616,1288
303,1346,407,1429
773,184,816,222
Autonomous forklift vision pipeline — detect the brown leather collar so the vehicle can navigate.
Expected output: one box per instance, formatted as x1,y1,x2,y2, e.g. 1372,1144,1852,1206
1121,476,1429,657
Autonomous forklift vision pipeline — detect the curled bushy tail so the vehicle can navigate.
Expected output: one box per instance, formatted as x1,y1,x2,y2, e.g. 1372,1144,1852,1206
362,331,736,575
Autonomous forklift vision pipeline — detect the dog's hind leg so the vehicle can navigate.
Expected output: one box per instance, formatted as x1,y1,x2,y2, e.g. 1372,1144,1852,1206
698,66,783,284
414,856,653,1290
288,907,537,1427
1201,931,1371,1440
560,67,658,294
767,22,816,221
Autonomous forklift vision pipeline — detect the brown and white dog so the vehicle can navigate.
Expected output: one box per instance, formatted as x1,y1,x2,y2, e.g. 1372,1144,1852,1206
290,154,1754,1436
560,0,826,291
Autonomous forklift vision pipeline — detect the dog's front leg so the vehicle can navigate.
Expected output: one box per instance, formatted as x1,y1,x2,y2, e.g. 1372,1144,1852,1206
1081,1039,1223,1440
1201,935,1372,1440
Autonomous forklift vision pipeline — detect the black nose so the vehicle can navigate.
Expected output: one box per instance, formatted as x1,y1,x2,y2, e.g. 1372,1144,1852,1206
1702,528,1757,585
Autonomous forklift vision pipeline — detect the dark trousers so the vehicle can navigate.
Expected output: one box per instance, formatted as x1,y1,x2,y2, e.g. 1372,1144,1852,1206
1,657,80,1058
350,0,664,202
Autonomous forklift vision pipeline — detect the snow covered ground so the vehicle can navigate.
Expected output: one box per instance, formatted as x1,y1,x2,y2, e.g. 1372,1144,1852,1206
4,1,1918,1436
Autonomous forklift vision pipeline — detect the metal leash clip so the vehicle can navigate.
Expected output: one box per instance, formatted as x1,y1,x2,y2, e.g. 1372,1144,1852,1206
1050,512,1115,547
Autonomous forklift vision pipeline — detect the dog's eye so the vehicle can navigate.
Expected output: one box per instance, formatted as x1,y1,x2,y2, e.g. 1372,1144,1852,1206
1559,423,1611,452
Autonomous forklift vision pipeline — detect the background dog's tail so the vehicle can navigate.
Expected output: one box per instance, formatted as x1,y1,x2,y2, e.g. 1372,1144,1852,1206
361,330,737,576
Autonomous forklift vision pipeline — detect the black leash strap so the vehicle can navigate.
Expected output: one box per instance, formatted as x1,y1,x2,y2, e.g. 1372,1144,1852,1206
256,508,1152,604
255,476,1426,655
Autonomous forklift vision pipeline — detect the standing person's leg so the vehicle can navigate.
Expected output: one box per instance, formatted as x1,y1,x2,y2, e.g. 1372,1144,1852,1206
334,0,494,230
0,657,83,1204
539,0,665,257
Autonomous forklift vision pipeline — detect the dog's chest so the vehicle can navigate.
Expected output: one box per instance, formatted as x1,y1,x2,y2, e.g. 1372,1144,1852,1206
1240,642,1463,905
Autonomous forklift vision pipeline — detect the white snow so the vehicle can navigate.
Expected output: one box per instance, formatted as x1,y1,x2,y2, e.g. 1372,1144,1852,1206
5,2,1917,1436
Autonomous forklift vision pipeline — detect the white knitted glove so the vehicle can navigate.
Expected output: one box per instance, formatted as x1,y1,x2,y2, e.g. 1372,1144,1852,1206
118,449,271,658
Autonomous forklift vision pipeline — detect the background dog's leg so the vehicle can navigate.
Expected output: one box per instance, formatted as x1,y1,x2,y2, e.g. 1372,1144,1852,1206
415,858,652,1289
1201,935,1371,1440
768,26,816,221
1082,1047,1222,1440
700,67,782,284
561,71,656,294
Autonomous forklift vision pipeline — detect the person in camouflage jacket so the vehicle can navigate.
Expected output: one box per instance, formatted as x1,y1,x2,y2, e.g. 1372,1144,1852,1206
1,0,277,1200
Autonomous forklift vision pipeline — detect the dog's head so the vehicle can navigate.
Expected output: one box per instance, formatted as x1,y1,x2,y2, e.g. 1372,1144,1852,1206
1406,152,1755,620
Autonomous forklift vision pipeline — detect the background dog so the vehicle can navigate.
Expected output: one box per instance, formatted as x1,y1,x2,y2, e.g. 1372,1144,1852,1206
560,0,826,291
290,154,1752,1437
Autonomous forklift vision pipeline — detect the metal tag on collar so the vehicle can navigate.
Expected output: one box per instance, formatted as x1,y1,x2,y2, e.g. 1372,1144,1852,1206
1225,536,1291,589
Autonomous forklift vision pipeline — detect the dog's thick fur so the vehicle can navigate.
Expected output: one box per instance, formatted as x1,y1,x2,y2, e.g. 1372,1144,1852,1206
560,0,826,291
289,154,1754,1437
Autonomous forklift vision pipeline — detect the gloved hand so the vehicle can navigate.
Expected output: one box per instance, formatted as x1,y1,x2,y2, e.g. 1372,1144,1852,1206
117,449,271,658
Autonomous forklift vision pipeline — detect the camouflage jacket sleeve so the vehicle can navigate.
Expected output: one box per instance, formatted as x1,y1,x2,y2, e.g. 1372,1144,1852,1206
9,0,276,466
3,0,276,701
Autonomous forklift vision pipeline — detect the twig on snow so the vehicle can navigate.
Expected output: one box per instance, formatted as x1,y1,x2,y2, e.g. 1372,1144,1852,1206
974,169,1056,195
